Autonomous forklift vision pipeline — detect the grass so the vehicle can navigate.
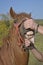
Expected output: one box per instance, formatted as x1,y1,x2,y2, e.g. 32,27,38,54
0,20,43,65
0,21,8,45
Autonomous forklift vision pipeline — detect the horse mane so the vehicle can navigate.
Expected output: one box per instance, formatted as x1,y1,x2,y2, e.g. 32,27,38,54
0,23,29,65
3,23,17,46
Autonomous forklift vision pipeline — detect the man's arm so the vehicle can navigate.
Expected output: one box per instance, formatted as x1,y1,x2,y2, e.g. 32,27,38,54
24,38,43,62
38,25,43,34
30,46,43,62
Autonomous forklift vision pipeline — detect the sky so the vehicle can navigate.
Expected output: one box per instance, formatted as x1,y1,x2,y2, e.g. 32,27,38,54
0,0,43,19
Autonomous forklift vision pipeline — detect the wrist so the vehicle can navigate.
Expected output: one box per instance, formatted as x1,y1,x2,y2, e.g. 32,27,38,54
35,23,39,33
23,42,35,52
28,42,35,50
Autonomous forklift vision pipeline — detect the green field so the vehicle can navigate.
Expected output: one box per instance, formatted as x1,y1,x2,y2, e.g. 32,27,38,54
0,20,43,65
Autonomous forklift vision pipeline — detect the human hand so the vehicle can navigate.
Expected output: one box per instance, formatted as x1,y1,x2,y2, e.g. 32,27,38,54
25,39,30,47
24,32,34,47
24,18,38,32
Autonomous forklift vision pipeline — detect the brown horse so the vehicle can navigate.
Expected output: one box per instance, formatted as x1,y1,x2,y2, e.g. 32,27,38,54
0,7,32,65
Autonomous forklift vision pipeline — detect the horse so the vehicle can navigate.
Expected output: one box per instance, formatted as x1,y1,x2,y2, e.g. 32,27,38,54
0,7,32,65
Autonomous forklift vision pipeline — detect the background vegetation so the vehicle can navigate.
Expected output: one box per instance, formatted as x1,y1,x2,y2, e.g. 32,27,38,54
0,19,43,65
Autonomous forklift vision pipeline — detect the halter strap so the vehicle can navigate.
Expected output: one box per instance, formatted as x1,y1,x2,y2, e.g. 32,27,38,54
14,21,25,47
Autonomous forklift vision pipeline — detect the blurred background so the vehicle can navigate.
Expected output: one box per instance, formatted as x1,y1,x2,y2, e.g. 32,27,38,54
0,0,43,65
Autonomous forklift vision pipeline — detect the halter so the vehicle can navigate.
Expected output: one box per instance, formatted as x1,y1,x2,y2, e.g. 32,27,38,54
14,19,35,51
14,19,25,46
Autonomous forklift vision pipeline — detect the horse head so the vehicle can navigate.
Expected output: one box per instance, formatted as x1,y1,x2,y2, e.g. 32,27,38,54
9,7,35,49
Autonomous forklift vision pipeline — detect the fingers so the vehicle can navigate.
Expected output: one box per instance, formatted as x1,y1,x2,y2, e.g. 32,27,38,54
25,39,30,47
24,19,36,30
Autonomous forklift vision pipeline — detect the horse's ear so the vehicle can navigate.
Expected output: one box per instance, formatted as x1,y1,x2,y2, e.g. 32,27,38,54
10,7,17,19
